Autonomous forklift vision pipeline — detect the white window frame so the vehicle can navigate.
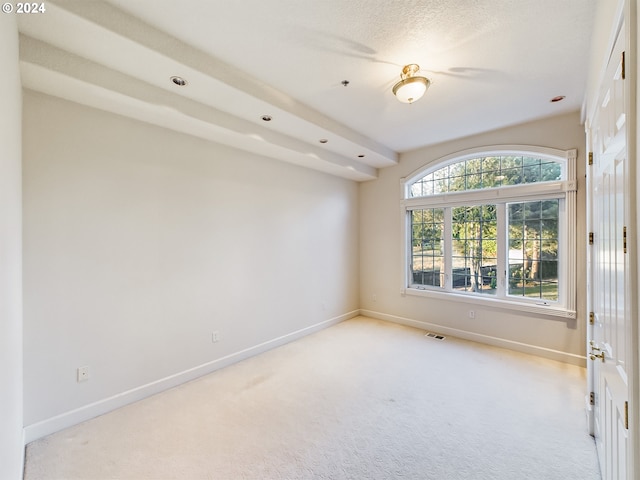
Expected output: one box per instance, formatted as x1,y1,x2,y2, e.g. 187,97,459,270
400,145,577,319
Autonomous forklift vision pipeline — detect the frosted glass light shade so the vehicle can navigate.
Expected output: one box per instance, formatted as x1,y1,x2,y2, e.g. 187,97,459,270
393,76,430,104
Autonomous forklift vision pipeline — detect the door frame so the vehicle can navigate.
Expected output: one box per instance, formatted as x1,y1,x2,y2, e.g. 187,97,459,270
629,0,639,476
585,0,638,477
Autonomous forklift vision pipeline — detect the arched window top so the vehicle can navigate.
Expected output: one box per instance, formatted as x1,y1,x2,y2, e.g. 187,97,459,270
404,146,574,199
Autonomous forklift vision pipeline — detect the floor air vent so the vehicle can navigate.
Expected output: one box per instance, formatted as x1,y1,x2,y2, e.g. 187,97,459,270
425,332,446,340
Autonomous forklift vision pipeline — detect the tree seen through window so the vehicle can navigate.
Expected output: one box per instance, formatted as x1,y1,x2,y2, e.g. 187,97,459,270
409,155,562,198
408,154,564,303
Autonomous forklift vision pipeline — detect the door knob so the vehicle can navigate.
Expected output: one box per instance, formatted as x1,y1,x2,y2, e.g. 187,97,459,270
590,351,605,362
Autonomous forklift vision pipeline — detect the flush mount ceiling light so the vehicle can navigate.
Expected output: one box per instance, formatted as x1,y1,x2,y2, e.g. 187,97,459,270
392,64,430,104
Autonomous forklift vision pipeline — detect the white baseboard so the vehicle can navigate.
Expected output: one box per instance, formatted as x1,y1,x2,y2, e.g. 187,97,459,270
360,309,586,367
24,310,358,444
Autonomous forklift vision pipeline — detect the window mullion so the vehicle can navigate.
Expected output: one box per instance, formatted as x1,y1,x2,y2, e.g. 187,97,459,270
496,204,506,298
405,208,412,289
444,206,452,291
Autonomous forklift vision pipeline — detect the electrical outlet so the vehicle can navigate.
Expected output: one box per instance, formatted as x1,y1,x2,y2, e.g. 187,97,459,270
212,331,220,343
77,366,89,382
468,310,476,319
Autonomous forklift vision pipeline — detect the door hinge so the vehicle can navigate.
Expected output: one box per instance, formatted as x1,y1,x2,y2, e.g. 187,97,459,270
588,152,593,165
589,312,595,325
589,232,594,245
623,226,627,253
622,51,626,80
589,392,595,406
624,401,629,429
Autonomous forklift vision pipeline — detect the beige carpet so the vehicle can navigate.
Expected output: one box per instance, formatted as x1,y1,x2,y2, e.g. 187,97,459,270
24,316,601,479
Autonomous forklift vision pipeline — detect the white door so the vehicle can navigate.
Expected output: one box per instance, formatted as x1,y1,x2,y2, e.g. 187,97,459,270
587,21,631,480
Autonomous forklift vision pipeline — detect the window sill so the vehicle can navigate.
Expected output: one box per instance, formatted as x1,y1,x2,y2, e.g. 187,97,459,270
403,286,576,320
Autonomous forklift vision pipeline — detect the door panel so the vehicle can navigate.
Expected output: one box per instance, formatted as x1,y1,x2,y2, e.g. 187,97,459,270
588,21,630,480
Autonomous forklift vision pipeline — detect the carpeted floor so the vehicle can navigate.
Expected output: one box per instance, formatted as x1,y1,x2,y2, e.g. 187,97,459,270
24,316,601,479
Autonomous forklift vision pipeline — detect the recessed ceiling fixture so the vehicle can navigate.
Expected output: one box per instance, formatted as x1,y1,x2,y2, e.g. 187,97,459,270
170,76,187,86
261,115,272,122
392,64,430,104
550,95,566,103
358,154,365,158
319,139,328,144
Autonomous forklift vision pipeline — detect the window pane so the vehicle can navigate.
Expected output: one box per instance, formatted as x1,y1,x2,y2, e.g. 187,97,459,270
466,158,481,173
433,168,448,194
449,162,465,177
408,155,563,197
500,167,522,186
541,161,562,181
507,200,559,301
451,205,497,294
448,175,466,192
523,165,540,183
466,173,482,190
411,208,444,288
500,156,522,169
409,173,434,197
482,170,500,188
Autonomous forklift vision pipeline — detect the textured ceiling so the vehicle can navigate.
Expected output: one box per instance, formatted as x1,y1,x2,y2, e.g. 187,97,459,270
17,0,596,181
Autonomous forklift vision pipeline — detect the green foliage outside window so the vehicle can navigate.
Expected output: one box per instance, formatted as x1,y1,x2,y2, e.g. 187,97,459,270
409,155,562,302
409,156,562,198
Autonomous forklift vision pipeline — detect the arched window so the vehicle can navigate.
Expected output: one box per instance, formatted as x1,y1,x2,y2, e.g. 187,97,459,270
401,146,577,318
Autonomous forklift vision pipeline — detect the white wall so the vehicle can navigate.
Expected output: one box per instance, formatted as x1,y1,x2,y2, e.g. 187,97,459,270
0,14,24,480
22,91,360,439
360,112,587,364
